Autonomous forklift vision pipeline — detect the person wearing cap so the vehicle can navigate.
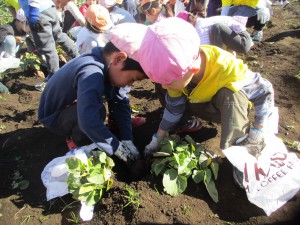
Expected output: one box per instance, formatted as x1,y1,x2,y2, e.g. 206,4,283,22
18,0,79,92
5,0,20,19
138,1,202,133
109,18,276,187
0,8,31,73
177,11,253,54
99,0,136,25
76,4,113,54
38,40,147,165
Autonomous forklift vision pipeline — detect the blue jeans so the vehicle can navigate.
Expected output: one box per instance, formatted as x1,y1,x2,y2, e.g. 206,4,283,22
0,35,17,58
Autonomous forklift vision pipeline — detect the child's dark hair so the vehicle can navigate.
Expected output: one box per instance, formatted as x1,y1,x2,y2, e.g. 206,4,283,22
86,21,103,34
103,42,146,75
142,1,174,18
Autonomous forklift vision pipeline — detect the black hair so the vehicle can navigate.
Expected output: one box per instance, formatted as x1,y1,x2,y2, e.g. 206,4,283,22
103,42,146,75
142,1,173,17
86,21,103,34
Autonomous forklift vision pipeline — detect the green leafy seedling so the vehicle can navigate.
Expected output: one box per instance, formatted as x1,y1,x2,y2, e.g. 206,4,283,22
150,135,220,203
123,185,141,209
11,171,29,190
65,150,115,206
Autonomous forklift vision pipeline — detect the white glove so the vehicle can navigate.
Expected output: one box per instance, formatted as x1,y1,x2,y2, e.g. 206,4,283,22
221,6,230,16
257,7,270,24
114,140,140,164
235,128,265,158
144,134,159,158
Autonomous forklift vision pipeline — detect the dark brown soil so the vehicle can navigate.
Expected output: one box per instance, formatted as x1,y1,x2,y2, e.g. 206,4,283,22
0,3,300,225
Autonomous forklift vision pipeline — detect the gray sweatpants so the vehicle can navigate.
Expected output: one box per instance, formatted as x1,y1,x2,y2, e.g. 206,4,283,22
30,6,79,77
210,23,252,54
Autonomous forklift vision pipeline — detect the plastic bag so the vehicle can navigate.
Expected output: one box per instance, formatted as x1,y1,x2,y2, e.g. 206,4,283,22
41,143,99,220
223,134,300,215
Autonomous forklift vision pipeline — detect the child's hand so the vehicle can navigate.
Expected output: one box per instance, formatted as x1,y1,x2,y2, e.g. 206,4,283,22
15,36,23,43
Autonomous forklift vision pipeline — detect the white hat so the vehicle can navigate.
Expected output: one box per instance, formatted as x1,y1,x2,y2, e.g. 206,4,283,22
99,0,116,8
16,9,26,22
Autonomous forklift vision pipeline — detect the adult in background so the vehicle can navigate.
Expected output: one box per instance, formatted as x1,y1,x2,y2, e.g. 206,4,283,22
18,0,79,92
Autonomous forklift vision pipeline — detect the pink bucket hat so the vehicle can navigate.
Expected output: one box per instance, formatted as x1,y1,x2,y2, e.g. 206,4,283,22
110,17,200,84
110,23,148,61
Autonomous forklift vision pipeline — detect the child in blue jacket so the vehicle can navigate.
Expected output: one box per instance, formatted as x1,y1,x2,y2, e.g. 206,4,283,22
38,43,147,165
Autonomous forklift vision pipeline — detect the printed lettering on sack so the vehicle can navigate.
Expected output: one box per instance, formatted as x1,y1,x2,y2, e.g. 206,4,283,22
243,152,296,193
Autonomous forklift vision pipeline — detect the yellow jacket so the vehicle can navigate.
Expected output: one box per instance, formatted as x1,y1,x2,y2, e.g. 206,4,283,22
5,0,20,10
168,45,249,103
221,0,259,8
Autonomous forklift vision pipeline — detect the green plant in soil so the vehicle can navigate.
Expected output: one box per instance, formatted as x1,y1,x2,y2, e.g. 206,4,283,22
66,211,80,224
20,52,44,72
11,170,30,190
65,151,115,206
150,135,219,203
123,185,141,209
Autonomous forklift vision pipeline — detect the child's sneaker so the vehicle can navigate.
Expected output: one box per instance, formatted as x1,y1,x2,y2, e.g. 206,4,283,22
176,116,202,133
35,80,47,92
252,30,263,42
108,116,146,130
282,0,289,8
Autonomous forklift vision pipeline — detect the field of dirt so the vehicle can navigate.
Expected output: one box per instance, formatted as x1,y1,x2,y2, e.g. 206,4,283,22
0,3,300,225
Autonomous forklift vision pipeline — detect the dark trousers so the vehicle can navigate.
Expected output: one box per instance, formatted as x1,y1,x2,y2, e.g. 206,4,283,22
51,103,93,146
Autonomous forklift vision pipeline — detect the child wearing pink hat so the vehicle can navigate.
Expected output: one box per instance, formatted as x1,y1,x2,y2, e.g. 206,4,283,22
110,17,276,188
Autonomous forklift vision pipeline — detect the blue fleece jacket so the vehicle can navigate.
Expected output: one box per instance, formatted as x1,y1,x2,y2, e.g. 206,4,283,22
38,47,132,155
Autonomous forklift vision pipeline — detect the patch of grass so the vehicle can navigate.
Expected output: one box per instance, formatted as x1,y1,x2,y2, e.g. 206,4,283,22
183,204,191,215
123,185,141,209
262,72,270,79
39,214,49,222
0,124,6,131
153,184,160,195
295,71,300,79
20,214,32,225
66,211,80,224
284,21,300,29
11,171,29,190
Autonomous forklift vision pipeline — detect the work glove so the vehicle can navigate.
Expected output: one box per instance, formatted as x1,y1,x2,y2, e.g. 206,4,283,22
144,134,159,158
114,140,140,165
235,128,265,158
28,6,44,32
257,7,270,24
